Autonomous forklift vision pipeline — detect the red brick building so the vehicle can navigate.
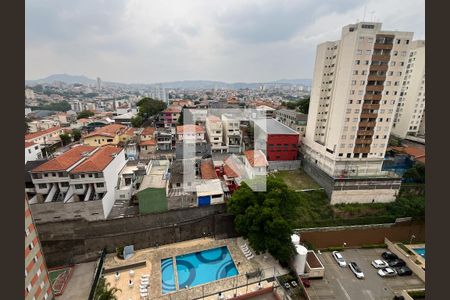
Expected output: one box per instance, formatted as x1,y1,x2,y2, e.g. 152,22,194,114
254,119,300,161
25,197,54,300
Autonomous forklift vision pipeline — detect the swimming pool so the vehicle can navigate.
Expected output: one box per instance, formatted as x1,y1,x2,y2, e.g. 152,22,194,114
413,247,426,259
161,246,238,294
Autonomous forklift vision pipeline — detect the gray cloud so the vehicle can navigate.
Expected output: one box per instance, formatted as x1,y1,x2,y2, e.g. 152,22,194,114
25,0,425,83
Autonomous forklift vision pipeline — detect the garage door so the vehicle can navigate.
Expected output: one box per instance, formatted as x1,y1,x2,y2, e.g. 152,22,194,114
198,195,211,206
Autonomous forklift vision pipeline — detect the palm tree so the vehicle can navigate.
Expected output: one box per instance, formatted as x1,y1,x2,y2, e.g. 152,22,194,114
94,278,121,300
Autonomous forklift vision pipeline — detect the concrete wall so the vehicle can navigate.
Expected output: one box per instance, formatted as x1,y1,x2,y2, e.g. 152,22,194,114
330,188,398,204
268,160,301,171
35,204,238,267
30,200,104,222
101,150,127,218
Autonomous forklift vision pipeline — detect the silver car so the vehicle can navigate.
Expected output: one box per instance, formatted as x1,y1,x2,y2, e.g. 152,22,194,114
378,267,397,277
332,251,347,267
371,259,389,269
349,262,364,279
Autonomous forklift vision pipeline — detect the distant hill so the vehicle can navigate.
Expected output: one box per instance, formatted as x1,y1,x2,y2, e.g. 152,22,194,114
26,74,96,85
26,74,311,89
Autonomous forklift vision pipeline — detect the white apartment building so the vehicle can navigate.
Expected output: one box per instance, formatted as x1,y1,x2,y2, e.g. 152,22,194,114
25,142,43,164
28,145,126,220
28,119,60,133
303,22,413,178
25,126,65,148
391,40,425,139
222,114,242,153
205,115,226,152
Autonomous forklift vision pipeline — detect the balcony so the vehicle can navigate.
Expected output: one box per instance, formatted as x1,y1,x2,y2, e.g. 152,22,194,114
366,85,384,92
354,146,371,154
371,54,391,62
367,75,386,82
373,43,393,50
362,103,380,110
358,121,376,127
369,65,389,72
364,94,382,101
355,138,372,145
360,113,378,119
357,129,375,135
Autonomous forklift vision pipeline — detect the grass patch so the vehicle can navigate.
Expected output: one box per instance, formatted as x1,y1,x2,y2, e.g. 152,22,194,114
408,289,426,299
361,243,387,249
321,246,344,252
271,169,321,190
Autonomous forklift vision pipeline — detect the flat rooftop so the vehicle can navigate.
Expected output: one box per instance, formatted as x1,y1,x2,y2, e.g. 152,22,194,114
254,118,299,135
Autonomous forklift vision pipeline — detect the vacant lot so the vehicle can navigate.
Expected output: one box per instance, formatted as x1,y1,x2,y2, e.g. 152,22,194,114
271,169,321,190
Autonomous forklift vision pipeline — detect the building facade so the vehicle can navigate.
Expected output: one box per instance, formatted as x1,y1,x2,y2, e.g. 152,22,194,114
391,40,425,139
205,116,227,153
222,114,242,153
303,22,413,178
25,142,43,164
83,124,128,146
25,198,54,300
275,109,308,137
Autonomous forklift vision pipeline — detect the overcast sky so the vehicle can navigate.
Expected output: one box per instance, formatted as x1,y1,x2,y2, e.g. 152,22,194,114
25,0,425,84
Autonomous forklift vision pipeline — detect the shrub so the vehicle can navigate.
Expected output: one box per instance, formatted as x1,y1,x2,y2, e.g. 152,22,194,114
361,243,387,249
321,246,344,252
116,246,124,259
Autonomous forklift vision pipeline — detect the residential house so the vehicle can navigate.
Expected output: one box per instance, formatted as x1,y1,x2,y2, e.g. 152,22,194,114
222,114,242,153
196,179,224,206
244,150,269,179
162,105,182,128
25,142,43,164
25,126,65,148
82,124,128,146
28,119,60,133
206,116,227,153
28,145,127,221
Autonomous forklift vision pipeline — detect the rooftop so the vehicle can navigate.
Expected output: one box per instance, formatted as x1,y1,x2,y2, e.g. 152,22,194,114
84,124,127,138
25,141,37,149
390,146,425,163
25,126,62,141
139,140,156,146
176,124,205,134
244,150,269,168
254,118,299,135
71,145,123,173
277,109,308,121
196,179,223,196
32,145,96,172
141,127,156,136
200,159,218,180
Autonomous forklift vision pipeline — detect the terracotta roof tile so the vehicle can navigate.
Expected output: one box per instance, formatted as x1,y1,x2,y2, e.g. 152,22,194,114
141,127,156,136
201,159,218,180
25,126,62,141
176,125,205,134
140,140,156,146
32,145,96,172
25,141,36,149
84,124,127,138
71,146,123,173
244,150,268,167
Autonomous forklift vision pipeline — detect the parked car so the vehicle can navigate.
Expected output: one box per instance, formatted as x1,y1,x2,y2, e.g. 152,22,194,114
378,267,397,277
349,262,364,279
388,259,406,268
396,266,413,276
371,259,389,269
332,251,347,267
382,251,398,261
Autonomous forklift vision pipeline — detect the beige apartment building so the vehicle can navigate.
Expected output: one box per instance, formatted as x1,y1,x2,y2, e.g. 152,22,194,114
391,40,425,139
303,22,411,203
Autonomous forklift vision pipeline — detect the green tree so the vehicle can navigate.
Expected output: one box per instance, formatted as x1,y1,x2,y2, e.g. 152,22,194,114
77,110,95,119
297,98,310,114
227,177,299,263
387,195,425,220
403,163,425,183
131,115,144,127
71,129,82,141
137,97,167,120
59,133,71,146
94,277,121,300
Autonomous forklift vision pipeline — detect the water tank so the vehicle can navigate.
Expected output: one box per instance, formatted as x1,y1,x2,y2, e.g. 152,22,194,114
294,245,308,275
291,234,300,246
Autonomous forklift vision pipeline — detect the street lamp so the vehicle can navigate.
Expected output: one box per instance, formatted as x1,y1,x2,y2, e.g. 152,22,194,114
343,242,347,250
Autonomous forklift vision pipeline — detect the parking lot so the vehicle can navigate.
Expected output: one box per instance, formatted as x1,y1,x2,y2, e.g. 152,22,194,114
307,248,425,300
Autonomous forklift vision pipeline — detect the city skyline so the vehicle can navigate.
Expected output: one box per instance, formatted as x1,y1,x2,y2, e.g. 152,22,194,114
26,0,424,84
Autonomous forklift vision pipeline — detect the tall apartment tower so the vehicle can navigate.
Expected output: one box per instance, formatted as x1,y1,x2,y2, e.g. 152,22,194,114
303,22,411,203
96,77,102,90
25,198,54,300
391,40,425,139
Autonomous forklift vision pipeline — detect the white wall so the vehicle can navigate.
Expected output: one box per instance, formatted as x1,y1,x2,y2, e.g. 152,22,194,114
25,145,43,163
101,150,127,218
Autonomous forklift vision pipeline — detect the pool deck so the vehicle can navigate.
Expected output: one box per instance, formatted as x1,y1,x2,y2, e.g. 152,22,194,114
103,237,288,299
406,243,426,268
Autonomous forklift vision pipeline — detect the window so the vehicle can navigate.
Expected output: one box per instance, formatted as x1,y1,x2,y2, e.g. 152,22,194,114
353,70,358,75
25,228,30,236
360,80,365,85
28,149,31,154
37,268,41,277
38,184,47,189
351,80,356,85
26,283,32,293
75,184,83,189
390,61,396,66
396,39,401,44
355,60,361,65
356,49,362,55
33,256,38,263
368,37,373,43
365,50,371,55
60,182,69,187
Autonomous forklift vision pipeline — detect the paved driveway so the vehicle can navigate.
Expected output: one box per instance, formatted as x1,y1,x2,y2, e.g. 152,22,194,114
307,248,424,300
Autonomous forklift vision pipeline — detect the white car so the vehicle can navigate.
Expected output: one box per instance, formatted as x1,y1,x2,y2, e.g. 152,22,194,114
371,259,389,269
378,267,397,277
332,251,347,267
349,262,364,279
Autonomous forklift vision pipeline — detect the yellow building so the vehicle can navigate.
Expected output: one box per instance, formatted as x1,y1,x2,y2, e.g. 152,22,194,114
83,124,129,146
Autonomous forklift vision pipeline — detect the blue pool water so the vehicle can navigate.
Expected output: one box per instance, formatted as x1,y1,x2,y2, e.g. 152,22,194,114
413,247,426,259
161,246,238,294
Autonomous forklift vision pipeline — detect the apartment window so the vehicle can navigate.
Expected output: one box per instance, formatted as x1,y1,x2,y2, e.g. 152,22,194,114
347,153,351,158
33,256,38,263
38,184,47,189
348,144,354,148
393,51,398,56
365,50,371,55
390,61,396,66
356,49,362,55
28,242,34,250
28,149,31,154
360,80,365,85
339,153,343,157
358,90,364,95
60,182,69,187
96,183,105,188
365,60,369,65
26,283,32,293
396,39,401,44
346,109,351,114
37,268,42,277
351,80,356,85
353,118,358,122
349,100,353,104
25,228,30,236
368,37,373,43
350,90,355,95
353,70,358,75
357,100,362,104
355,60,361,65
359,36,364,41
75,184,83,189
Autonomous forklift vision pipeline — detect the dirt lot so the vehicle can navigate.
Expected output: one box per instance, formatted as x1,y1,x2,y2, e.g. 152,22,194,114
271,169,321,190
307,248,424,300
